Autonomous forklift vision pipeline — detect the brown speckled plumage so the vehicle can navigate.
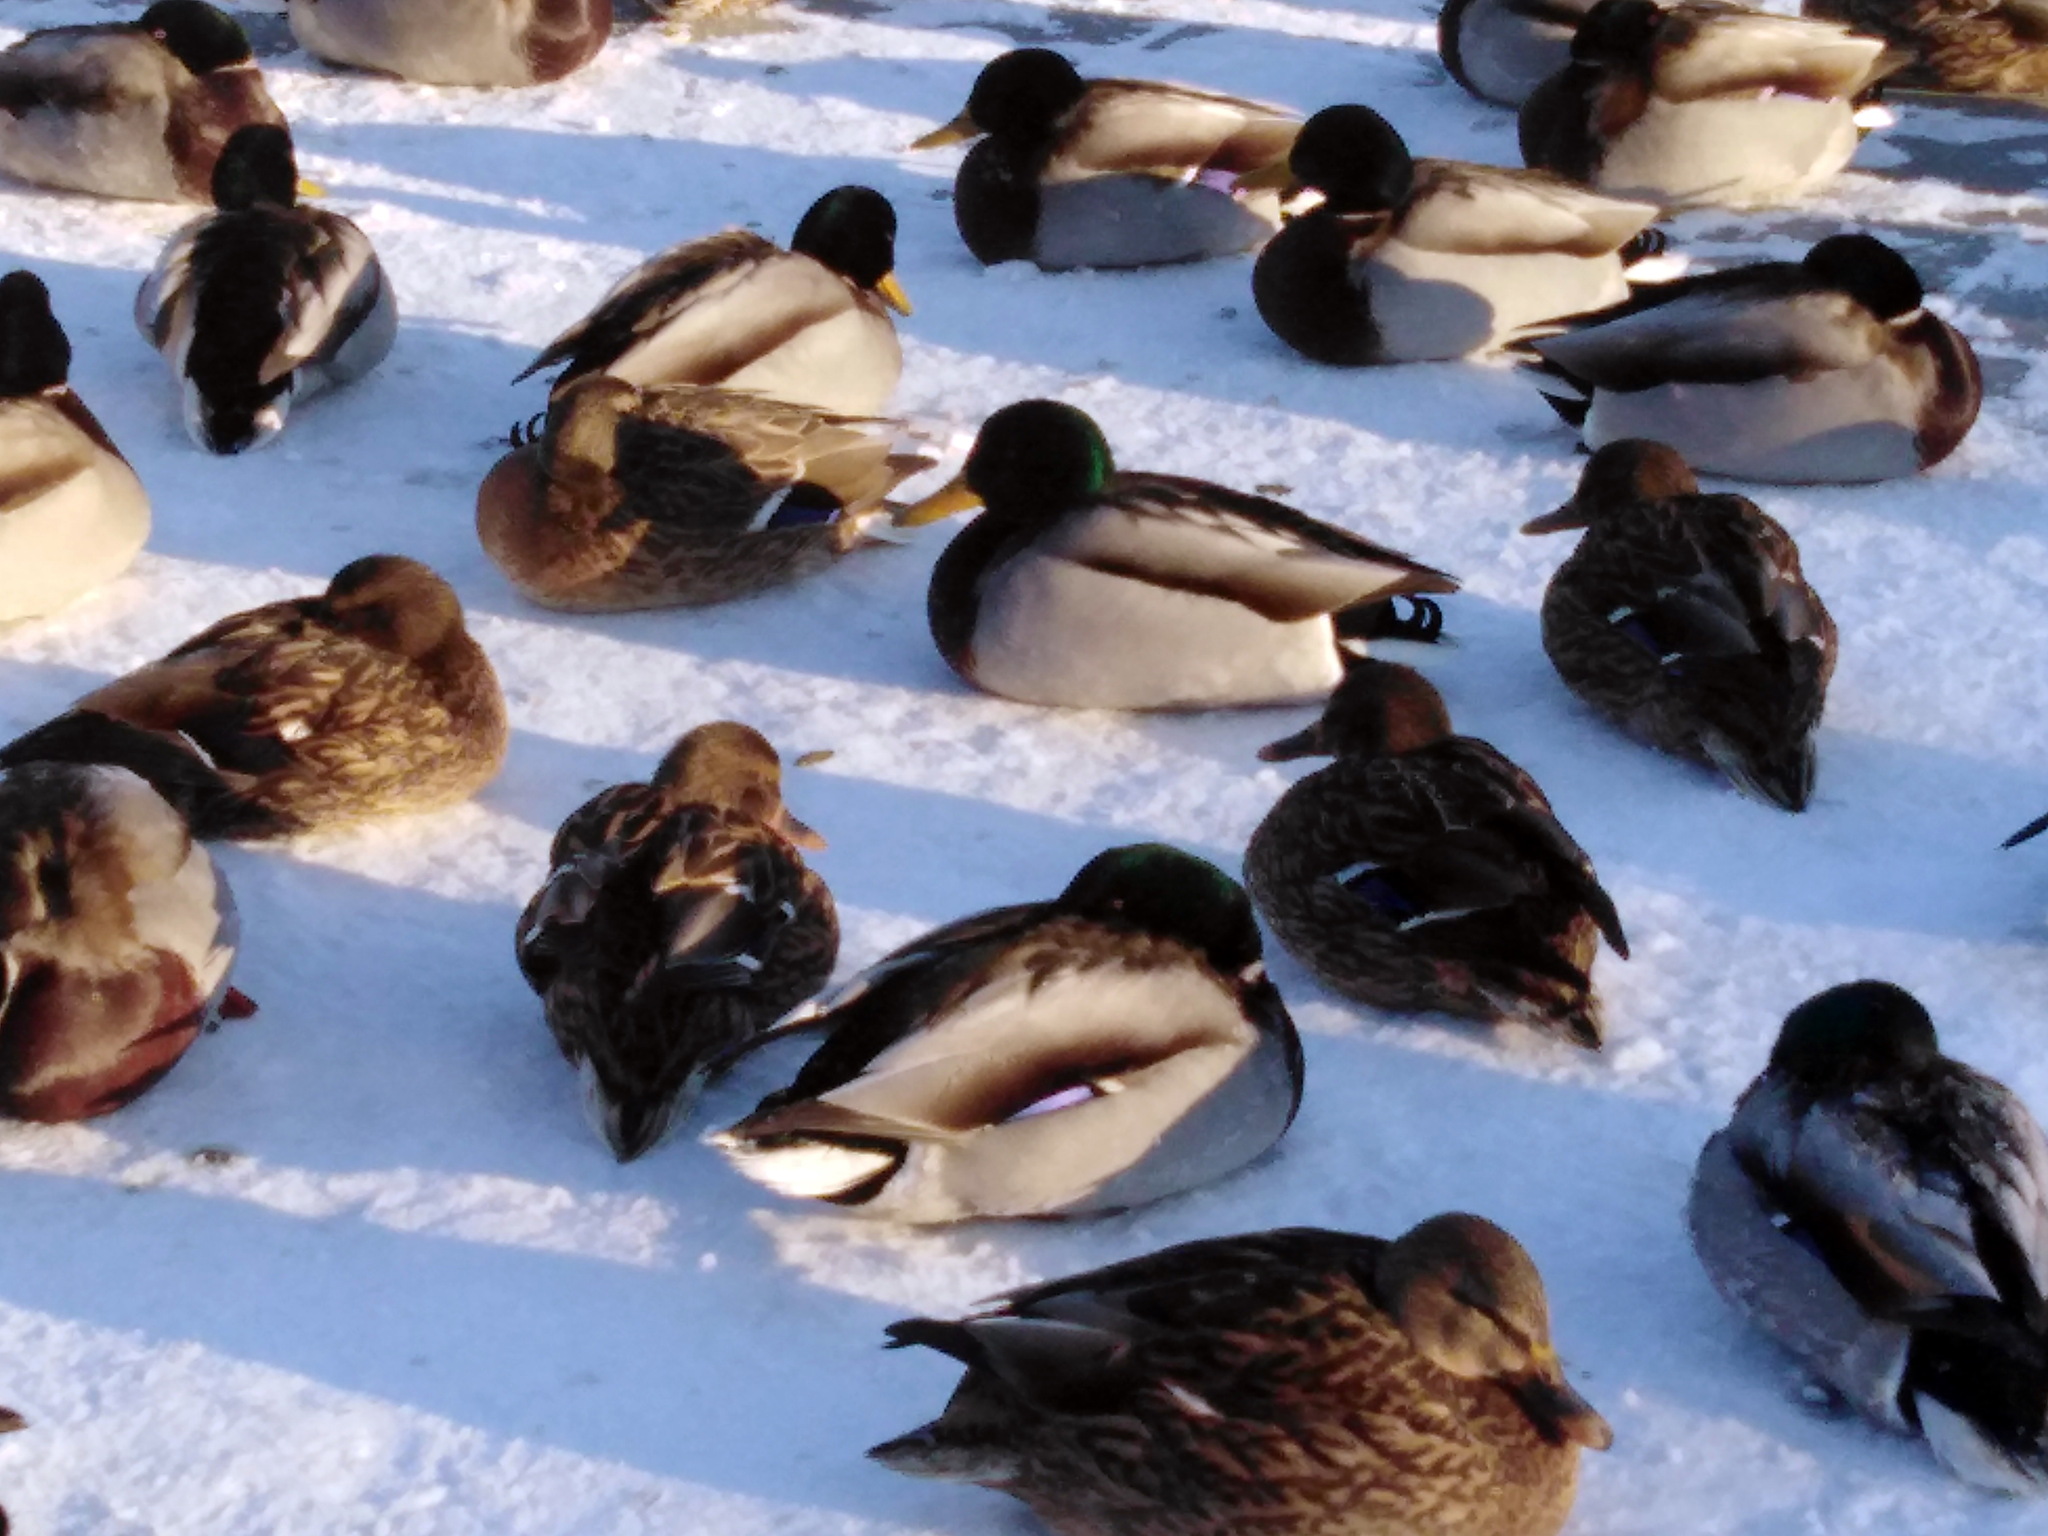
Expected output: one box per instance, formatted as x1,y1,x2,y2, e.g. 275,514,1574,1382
1244,661,1626,1047
872,1216,1610,1536
0,556,505,838
515,722,837,1161
477,375,932,611
1804,0,2048,93
1527,441,1837,811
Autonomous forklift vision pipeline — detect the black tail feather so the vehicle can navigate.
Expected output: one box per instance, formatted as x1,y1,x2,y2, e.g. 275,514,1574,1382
1620,226,1669,265
0,713,293,841
1336,596,1446,644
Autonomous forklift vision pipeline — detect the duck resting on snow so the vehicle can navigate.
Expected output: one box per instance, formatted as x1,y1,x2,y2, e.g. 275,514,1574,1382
910,47,1300,269
711,842,1303,1223
516,722,837,1163
1689,980,2048,1492
872,1214,1612,1536
896,399,1458,711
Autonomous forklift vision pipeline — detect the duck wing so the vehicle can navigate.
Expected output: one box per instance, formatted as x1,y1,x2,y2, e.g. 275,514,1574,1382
1725,1068,2048,1328
1044,474,1459,623
884,1227,1382,1414
254,210,387,386
1650,5,1899,99
1401,160,1659,257
1050,79,1300,181
513,230,783,382
1530,274,1886,390
0,29,157,116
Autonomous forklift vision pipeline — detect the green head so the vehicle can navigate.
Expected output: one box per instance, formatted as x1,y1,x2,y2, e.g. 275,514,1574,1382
140,1,255,74
791,186,904,302
0,271,70,398
1288,104,1415,215
1058,842,1263,974
972,398,1116,515
211,124,298,211
1769,980,1940,1088
963,48,1088,140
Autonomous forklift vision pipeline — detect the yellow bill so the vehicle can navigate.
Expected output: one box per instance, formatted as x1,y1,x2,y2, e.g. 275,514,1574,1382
909,112,979,151
876,271,914,316
1519,503,1589,535
1231,158,1299,198
895,474,984,527
297,177,328,199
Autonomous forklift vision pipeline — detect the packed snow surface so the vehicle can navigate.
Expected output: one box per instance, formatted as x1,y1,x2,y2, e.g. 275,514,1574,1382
6,0,2048,1531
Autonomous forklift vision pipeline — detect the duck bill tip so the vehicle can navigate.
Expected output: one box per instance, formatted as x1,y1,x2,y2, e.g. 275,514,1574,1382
894,476,983,527
1519,504,1588,535
876,271,914,316
908,115,978,151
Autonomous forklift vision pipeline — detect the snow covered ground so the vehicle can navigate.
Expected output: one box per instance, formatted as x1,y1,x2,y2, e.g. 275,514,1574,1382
6,0,2048,1530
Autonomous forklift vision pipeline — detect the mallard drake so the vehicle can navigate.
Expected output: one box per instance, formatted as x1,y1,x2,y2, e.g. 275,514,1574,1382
896,400,1458,711
476,375,934,611
287,0,610,87
1441,0,1600,109
1688,980,2048,1492
872,1214,1611,1536
514,187,909,416
1523,440,1837,810
136,124,398,456
1803,0,2048,93
0,271,151,624
1520,0,1898,210
515,722,837,1162
1246,104,1660,365
1244,659,1627,1048
909,48,1299,270
1523,233,1981,483
710,843,1303,1223
0,555,507,840
0,763,252,1123
0,1,284,204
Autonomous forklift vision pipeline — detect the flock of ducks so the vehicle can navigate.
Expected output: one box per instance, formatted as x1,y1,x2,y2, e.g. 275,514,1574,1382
2,0,2048,1532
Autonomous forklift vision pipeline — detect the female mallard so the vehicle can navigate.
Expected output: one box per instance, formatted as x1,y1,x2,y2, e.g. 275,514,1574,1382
1520,0,1898,209
1523,233,1981,483
0,763,252,1123
136,124,398,456
897,400,1458,711
0,1,284,204
872,1214,1612,1536
0,555,507,840
910,48,1299,270
1803,0,2048,93
287,0,610,86
1524,440,1837,810
1247,104,1660,364
0,271,151,623
1440,0,1600,109
1244,659,1627,1048
514,186,909,416
710,843,1303,1223
515,722,836,1163
1688,980,2048,1492
476,375,934,610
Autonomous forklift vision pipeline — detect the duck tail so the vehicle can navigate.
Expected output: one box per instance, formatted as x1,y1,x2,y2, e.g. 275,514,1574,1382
1619,227,1667,266
867,1423,1023,1485
0,712,291,841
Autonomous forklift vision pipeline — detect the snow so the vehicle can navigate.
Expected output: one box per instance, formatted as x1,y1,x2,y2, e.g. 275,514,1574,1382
5,0,2048,1530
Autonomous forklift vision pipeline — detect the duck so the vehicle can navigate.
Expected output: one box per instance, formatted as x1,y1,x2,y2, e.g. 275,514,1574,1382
1244,659,1627,1048
709,842,1303,1223
1522,233,1981,483
1441,0,1600,109
286,0,610,87
0,271,151,623
514,186,909,416
0,555,507,840
909,48,1300,270
1804,0,2048,94
1523,440,1837,810
136,124,398,456
476,375,935,610
0,1,284,204
515,722,837,1163
1519,0,1899,210
1688,980,2048,1492
895,400,1459,711
1245,104,1661,365
0,762,252,1123
871,1213,1612,1536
